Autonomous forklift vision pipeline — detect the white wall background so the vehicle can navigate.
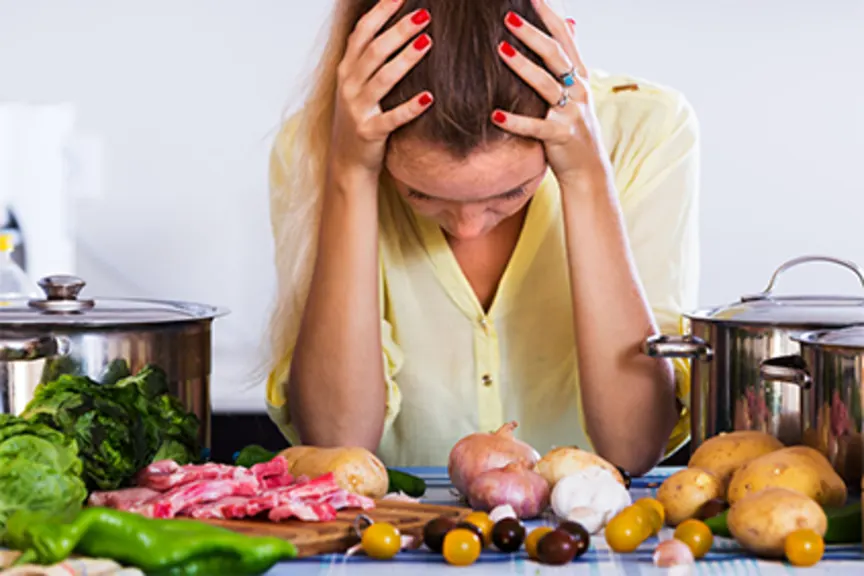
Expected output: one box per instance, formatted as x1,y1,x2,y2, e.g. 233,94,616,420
1,0,862,412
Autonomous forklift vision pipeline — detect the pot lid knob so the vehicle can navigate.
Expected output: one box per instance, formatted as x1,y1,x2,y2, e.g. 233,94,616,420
38,275,87,300
29,275,95,313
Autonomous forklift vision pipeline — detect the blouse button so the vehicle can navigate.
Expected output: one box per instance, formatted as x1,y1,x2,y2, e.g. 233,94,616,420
482,374,493,387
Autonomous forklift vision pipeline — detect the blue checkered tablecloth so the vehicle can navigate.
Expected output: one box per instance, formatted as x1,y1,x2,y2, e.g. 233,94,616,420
267,467,864,575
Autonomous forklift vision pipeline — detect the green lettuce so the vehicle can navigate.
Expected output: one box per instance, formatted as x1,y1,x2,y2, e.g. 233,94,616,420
22,364,200,492
0,417,87,535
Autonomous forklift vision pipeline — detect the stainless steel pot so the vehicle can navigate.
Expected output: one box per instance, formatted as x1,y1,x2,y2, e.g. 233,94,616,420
644,255,864,462
760,326,864,488
0,275,227,449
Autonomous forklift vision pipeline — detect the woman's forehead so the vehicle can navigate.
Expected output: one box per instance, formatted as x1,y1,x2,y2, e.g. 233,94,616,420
386,139,547,200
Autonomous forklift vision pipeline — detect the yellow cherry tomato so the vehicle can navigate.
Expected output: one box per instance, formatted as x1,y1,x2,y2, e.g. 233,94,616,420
673,519,713,559
605,508,651,553
442,528,482,566
622,505,655,537
463,511,495,547
525,526,555,560
635,498,666,533
785,529,825,567
361,522,401,560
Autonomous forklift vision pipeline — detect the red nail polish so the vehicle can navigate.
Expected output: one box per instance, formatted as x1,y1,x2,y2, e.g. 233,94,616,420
492,111,507,124
419,93,433,107
506,12,524,28
413,34,431,51
566,18,576,26
500,41,517,58
411,9,431,25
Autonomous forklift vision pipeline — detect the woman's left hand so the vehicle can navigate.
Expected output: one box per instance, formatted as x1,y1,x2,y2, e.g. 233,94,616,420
493,0,611,188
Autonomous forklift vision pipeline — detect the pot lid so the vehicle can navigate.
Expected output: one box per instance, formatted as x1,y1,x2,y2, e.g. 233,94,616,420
794,326,864,350
687,256,864,328
0,275,228,327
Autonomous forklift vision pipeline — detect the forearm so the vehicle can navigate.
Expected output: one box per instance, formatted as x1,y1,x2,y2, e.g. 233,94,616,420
287,168,386,451
560,174,678,475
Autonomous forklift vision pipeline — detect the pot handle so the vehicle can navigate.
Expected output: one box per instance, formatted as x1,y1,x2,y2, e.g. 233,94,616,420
742,255,864,302
760,355,812,388
643,334,714,360
0,336,68,362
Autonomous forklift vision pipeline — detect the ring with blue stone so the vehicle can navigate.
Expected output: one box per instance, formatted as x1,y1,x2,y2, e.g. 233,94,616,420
559,69,577,87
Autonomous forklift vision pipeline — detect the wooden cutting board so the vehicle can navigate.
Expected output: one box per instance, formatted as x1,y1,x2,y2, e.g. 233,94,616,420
201,500,470,557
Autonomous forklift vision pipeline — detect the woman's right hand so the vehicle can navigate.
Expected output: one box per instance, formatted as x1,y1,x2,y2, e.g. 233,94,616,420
329,0,434,179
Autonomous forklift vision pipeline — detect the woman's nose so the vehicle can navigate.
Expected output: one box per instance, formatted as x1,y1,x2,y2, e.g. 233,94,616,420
450,208,486,240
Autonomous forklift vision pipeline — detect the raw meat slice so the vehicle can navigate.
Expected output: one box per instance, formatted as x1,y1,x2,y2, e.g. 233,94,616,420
137,462,247,491
138,459,180,477
320,490,375,510
131,476,260,519
250,456,289,478
261,474,295,489
269,472,341,502
89,487,161,510
268,501,338,522
185,493,280,520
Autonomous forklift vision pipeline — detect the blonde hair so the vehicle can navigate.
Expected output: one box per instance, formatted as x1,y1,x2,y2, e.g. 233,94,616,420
264,4,353,385
266,0,562,385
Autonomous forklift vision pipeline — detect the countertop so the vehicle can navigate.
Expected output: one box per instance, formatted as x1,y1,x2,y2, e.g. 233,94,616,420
265,467,864,575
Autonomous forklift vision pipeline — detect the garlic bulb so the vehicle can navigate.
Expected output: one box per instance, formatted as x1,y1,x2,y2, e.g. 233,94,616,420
550,467,632,533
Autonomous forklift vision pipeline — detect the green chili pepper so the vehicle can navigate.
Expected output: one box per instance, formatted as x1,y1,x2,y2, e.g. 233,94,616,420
824,502,862,544
386,468,427,497
704,509,731,538
234,445,278,468
7,507,297,575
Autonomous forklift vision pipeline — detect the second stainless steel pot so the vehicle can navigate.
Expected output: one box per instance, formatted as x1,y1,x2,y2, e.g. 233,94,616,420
644,255,864,463
761,326,864,488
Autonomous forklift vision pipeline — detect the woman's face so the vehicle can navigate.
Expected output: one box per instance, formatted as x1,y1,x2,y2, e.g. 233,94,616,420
386,138,548,241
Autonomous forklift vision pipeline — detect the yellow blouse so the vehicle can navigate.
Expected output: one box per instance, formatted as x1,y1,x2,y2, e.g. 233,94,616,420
266,71,700,467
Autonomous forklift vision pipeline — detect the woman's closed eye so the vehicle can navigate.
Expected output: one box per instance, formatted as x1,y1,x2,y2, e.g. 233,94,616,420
407,186,527,202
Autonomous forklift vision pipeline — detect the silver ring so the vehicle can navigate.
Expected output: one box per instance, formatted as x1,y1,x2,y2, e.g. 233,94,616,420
559,69,577,87
556,87,571,108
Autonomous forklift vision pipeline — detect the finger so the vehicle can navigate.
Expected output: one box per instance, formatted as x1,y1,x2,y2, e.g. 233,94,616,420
490,110,561,141
530,0,588,78
343,0,408,65
370,92,434,136
363,33,433,104
504,11,572,78
498,41,566,106
349,8,432,87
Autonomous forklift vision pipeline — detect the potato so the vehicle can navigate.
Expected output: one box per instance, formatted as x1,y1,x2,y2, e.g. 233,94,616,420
727,487,827,557
781,446,848,505
727,447,846,507
688,431,784,489
278,446,388,499
535,447,625,488
656,468,724,526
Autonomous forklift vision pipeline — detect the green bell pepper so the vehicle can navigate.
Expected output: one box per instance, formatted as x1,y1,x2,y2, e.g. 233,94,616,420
6,507,297,575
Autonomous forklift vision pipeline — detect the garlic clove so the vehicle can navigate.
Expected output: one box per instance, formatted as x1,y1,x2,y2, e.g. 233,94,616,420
565,506,605,534
489,504,518,523
653,539,695,569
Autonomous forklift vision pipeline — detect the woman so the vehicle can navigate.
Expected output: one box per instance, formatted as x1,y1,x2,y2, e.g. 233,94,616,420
266,0,699,475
